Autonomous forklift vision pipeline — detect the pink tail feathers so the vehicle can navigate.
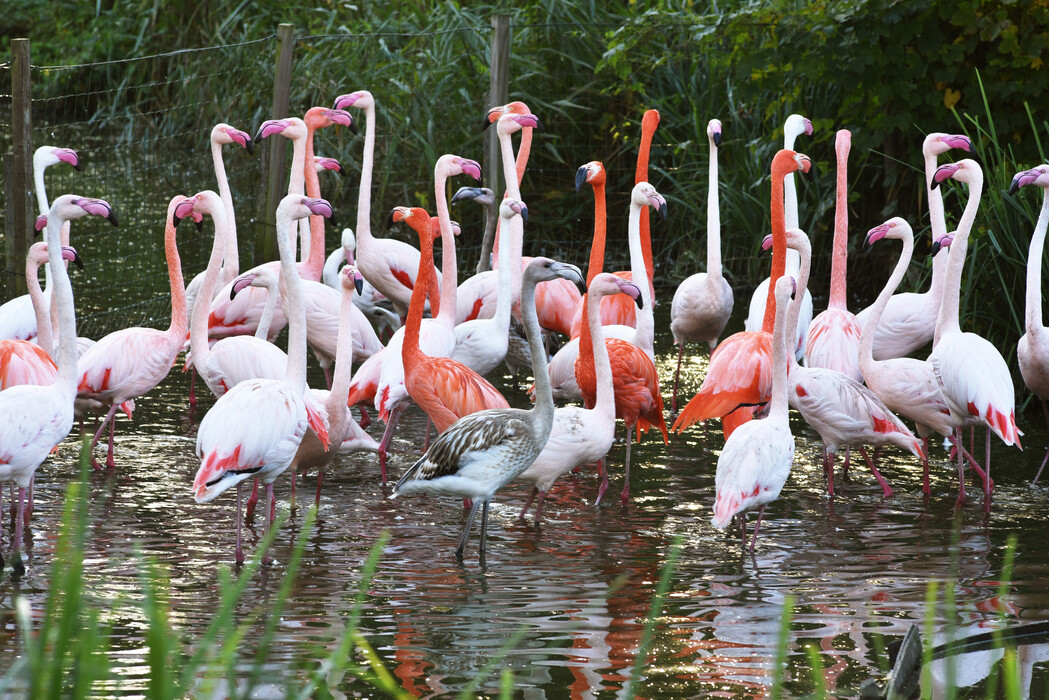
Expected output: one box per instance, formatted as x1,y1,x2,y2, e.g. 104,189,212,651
711,493,738,529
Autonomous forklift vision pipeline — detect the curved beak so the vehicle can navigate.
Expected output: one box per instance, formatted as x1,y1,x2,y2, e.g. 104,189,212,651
61,246,84,270
575,165,588,192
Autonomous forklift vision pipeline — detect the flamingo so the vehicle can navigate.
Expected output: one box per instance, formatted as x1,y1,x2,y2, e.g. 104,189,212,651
395,205,509,432
929,159,1022,509
670,118,733,412
298,106,354,262
517,272,641,523
711,276,796,553
673,149,812,439
803,130,863,382
391,258,583,563
322,228,400,337
1,245,70,390
333,90,440,319
854,133,973,359
746,114,815,358
76,195,192,470
1010,165,1049,480
451,186,498,274
0,195,116,574
0,146,79,343
773,227,923,498
193,194,332,565
574,182,669,505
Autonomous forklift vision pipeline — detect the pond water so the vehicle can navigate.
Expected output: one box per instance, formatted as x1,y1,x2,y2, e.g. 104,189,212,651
1,303,1049,698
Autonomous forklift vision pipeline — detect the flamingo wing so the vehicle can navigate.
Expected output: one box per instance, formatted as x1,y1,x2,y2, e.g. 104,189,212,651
711,419,794,528
804,308,863,382
76,328,175,402
0,386,72,484
409,357,510,433
0,340,57,389
931,334,1021,446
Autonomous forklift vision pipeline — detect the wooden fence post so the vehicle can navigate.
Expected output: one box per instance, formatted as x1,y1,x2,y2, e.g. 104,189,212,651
255,23,295,265
486,15,510,198
7,38,33,297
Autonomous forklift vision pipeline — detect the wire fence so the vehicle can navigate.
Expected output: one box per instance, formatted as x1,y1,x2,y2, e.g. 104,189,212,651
0,19,844,340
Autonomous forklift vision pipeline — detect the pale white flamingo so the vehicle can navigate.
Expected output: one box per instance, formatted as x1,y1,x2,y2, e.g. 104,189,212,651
930,159,1022,509
1010,164,1049,480
193,194,332,565
322,228,400,336
0,195,116,574
391,258,582,563
76,195,192,470
746,114,815,358
711,276,795,553
670,118,733,412
854,133,973,359
517,272,638,523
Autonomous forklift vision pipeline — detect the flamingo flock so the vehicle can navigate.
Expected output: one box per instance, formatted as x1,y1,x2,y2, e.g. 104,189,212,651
3,91,1048,572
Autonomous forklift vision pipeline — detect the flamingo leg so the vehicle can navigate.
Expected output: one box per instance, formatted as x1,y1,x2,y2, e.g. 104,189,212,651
858,447,893,498
357,405,371,430
456,499,481,560
188,370,197,406
621,426,634,505
323,366,333,391
289,469,297,511
24,476,33,526
922,437,931,497
841,447,851,480
1036,400,1049,483
595,458,609,506
984,426,992,513
671,342,685,414
378,406,404,485
825,450,836,497
105,414,117,469
479,500,490,563
424,420,432,452
534,491,547,525
262,482,274,565
235,482,244,565
955,429,967,508
750,505,767,554
0,483,5,571
315,470,324,507
88,404,118,470
519,486,538,520
245,478,260,520
11,486,26,576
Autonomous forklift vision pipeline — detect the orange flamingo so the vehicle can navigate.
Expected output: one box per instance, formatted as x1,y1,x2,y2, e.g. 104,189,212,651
804,129,862,381
298,106,353,262
574,182,670,505
395,205,509,432
673,149,812,439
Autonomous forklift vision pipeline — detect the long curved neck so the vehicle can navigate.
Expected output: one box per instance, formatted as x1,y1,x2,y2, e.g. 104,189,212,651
585,181,607,285
521,273,554,424
762,165,789,332
213,140,239,282
254,284,278,339
498,131,524,309
769,294,790,420
628,200,654,355
636,114,658,291
301,123,323,266
936,176,983,338
285,132,306,264
707,138,722,280
586,288,615,419
28,255,53,356
925,149,950,290
493,215,513,330
403,228,433,366
277,212,308,391
860,235,913,366
355,104,376,245
829,141,849,309
164,218,187,341
783,134,802,273
329,280,358,412
785,241,811,375
44,217,77,392
1026,188,1049,333
435,176,458,328
189,204,228,373
477,200,497,274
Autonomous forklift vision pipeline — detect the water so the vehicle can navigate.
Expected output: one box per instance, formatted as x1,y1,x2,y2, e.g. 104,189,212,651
2,304,1049,698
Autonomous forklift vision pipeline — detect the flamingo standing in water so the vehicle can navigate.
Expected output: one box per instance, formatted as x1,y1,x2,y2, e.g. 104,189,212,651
575,182,669,505
76,195,192,470
712,276,796,553
1010,165,1049,480
673,149,811,439
929,159,1022,510
804,130,862,382
392,258,582,563
0,195,116,574
855,133,973,359
746,114,814,358
193,195,332,565
670,118,733,412
517,272,641,523
395,205,509,431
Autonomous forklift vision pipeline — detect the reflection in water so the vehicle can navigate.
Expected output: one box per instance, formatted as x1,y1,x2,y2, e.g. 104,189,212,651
0,307,1047,697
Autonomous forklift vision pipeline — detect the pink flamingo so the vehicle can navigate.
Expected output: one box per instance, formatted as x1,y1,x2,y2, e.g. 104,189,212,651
193,194,331,565
76,195,192,470
1011,164,1049,480
712,276,796,553
396,205,509,431
673,149,811,439
929,158,1022,509
517,272,639,523
333,90,440,319
804,129,862,382
0,195,116,574
854,133,973,359
670,118,733,412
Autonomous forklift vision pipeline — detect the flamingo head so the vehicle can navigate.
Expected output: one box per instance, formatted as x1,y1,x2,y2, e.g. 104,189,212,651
188,190,223,220
932,158,981,189
34,214,47,233
930,231,956,257
332,90,374,111
387,206,433,240
171,195,202,231
773,149,810,177
495,112,542,137
212,123,253,154
632,182,668,220
482,100,531,130
1009,164,1049,194
305,106,356,134
524,257,586,295
864,217,912,248
795,152,812,174
340,264,365,296
436,154,482,182
230,271,261,300
499,198,528,224
575,161,605,191
314,156,342,174
61,245,84,269
783,114,813,145
255,117,307,142
835,129,852,158
643,108,661,133
34,146,80,172
450,186,496,207
71,197,118,227
774,275,797,304
924,132,973,158
340,227,356,256
428,216,462,237
762,228,810,256
302,196,334,219
707,119,722,147
591,272,643,309
44,196,117,233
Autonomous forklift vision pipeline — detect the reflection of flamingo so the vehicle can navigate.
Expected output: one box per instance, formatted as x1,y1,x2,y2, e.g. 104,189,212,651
396,205,508,431
193,195,332,565
1010,165,1049,480
855,133,972,359
746,115,814,358
392,258,582,562
575,183,669,505
930,159,1021,509
1,195,116,574
673,149,811,439
76,195,191,470
712,276,795,552
517,273,640,523
804,130,862,382
670,118,733,412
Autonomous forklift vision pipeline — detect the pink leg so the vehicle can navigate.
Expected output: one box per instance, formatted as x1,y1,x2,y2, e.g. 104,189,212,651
0,484,4,570
358,405,371,430
289,469,297,511
89,404,118,470
595,457,609,506
323,366,333,390
235,482,244,565
377,406,404,485
106,415,117,469
858,447,893,498
519,486,538,520
954,429,967,508
263,482,274,565
534,491,548,525
1035,449,1049,484
189,371,197,406
11,486,26,576
922,437,931,497
24,476,33,525
424,420,432,452
315,470,324,507
825,450,836,497
671,342,685,415
841,447,851,480
984,426,992,512
245,478,260,520
749,505,767,553
621,426,634,505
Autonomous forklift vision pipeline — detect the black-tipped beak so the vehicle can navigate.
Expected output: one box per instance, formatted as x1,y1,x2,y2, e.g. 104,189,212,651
72,162,81,172
930,240,942,257
230,286,239,300
1008,178,1020,196
713,132,721,148
657,202,668,220
348,120,359,135
71,251,84,270
386,210,396,229
482,115,494,131
107,211,119,227
533,118,545,132
519,204,529,224
354,275,364,296
862,234,872,249
931,179,941,191
575,166,587,192
634,294,645,310
244,138,254,155
195,218,204,232
172,214,183,228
